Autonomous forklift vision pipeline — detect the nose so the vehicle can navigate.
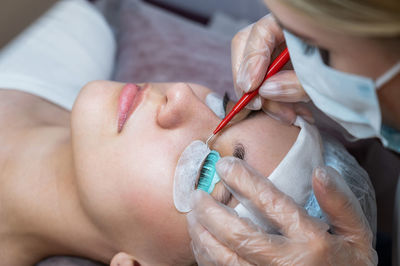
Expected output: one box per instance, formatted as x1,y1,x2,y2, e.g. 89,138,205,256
157,83,219,133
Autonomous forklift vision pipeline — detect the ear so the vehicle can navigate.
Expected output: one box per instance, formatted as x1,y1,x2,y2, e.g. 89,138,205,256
110,252,141,266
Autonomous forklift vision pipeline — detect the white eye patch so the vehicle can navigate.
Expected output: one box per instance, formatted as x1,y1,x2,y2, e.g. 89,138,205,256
205,93,225,119
173,140,210,213
173,94,225,213
234,117,324,233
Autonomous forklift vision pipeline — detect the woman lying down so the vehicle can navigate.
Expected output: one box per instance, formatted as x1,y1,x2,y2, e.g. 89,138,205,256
0,0,375,266
0,80,376,266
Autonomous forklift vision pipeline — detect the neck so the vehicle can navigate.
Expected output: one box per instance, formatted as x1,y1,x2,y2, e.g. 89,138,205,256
0,126,116,265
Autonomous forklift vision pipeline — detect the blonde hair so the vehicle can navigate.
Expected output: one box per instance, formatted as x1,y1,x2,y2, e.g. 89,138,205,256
281,0,400,37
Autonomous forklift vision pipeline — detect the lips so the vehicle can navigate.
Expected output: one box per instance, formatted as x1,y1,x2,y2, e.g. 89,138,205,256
117,83,145,132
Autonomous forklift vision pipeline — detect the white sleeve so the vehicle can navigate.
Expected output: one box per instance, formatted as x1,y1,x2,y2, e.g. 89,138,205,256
0,0,116,110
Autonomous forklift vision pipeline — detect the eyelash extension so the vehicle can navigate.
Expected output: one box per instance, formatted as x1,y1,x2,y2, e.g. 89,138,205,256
223,92,230,115
233,143,245,160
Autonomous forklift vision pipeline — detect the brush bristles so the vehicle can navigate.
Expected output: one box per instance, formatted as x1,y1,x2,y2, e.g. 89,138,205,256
197,150,221,193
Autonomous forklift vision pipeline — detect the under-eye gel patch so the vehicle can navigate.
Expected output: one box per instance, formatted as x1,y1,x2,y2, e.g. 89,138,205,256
173,140,210,213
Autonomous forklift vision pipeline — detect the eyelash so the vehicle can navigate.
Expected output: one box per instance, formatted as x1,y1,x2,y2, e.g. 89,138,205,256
233,143,245,160
303,43,316,55
302,43,331,66
223,92,230,116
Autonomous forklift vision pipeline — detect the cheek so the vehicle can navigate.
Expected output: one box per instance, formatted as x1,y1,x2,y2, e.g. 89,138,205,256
119,167,171,223
77,144,192,262
72,83,194,261
118,163,192,262
72,81,121,137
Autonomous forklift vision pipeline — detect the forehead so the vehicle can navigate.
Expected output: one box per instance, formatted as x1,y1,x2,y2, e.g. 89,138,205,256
215,112,299,176
263,0,350,48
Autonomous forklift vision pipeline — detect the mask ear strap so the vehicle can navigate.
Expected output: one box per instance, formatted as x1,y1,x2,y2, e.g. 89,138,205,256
376,61,400,89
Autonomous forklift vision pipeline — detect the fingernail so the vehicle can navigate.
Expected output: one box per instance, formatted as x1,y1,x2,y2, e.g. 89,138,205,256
237,56,265,92
247,96,262,110
314,167,329,187
236,68,252,93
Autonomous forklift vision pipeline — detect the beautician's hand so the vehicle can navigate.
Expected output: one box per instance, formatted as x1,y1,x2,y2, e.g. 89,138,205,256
232,14,312,124
187,157,378,266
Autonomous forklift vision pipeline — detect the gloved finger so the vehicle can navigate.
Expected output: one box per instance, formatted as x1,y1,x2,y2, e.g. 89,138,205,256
245,95,263,110
187,212,253,266
258,70,309,102
261,101,314,124
216,157,329,239
261,101,297,125
234,14,285,94
190,190,287,263
312,166,373,243
232,24,253,99
233,89,263,112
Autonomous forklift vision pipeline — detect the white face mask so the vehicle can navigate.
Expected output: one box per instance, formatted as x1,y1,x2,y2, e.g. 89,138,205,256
284,30,400,146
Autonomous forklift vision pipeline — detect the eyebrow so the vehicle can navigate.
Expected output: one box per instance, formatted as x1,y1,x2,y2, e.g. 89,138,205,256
274,16,317,44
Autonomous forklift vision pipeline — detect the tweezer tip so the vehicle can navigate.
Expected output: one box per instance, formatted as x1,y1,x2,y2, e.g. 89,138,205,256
205,134,215,148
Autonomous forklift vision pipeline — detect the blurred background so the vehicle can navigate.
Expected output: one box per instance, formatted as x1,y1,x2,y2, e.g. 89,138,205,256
0,0,269,49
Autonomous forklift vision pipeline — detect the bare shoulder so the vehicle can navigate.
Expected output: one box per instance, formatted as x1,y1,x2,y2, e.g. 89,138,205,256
0,89,70,129
0,89,70,171
0,90,35,126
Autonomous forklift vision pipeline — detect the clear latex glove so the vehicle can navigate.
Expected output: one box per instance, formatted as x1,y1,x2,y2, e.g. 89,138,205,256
232,14,311,124
187,157,378,266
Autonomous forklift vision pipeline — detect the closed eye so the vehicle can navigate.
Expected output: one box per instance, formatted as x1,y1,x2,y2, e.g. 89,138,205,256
233,143,245,160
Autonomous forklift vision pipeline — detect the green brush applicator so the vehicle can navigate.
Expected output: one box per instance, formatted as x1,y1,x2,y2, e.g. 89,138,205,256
197,150,221,194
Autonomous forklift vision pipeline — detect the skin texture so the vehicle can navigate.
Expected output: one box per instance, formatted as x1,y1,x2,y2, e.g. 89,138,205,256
0,81,298,266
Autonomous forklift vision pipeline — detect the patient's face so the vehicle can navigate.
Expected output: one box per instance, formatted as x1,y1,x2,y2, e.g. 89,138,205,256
71,81,299,265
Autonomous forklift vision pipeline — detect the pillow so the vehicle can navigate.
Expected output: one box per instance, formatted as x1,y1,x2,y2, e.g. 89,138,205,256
113,0,236,99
